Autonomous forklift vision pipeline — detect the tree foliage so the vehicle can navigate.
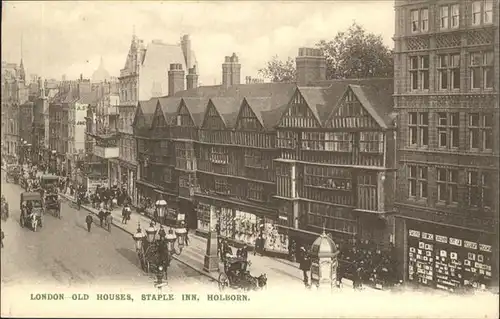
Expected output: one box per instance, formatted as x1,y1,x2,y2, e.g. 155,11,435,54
259,23,393,82
257,55,296,83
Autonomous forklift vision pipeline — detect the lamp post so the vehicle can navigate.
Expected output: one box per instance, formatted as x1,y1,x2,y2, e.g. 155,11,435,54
155,199,167,225
203,206,219,273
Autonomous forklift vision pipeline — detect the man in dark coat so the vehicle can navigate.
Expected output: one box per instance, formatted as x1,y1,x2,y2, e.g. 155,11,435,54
85,214,93,232
237,244,249,272
98,209,105,227
299,247,311,286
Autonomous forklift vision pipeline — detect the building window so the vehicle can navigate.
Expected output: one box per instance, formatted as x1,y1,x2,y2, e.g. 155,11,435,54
215,177,230,195
469,113,493,151
210,146,228,164
411,10,420,33
482,114,493,151
438,112,460,149
248,182,264,201
467,171,480,207
482,173,493,208
437,168,459,204
409,56,429,90
438,54,461,90
469,51,494,90
359,132,383,153
440,5,449,29
451,4,460,28
419,113,429,146
483,52,494,89
421,8,429,31
469,113,480,149
484,1,493,24
325,132,352,152
472,1,482,25
408,165,427,199
409,112,418,146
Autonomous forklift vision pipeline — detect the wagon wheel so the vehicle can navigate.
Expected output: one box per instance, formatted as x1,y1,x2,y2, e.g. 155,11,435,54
218,272,229,291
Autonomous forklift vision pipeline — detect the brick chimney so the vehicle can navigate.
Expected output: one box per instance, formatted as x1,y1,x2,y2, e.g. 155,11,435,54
168,63,185,96
186,65,199,90
296,47,326,86
222,53,241,88
181,35,192,69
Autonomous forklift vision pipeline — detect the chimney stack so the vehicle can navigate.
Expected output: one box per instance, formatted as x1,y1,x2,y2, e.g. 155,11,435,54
222,53,241,88
295,47,326,86
186,65,199,90
168,63,185,96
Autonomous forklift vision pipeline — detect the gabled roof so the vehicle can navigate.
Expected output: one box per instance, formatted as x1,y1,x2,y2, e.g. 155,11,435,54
181,97,211,126
137,98,158,128
157,96,182,125
323,78,394,128
297,87,327,123
209,97,241,128
349,84,394,129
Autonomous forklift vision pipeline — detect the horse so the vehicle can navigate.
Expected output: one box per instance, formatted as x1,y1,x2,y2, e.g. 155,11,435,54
256,274,267,289
31,214,38,231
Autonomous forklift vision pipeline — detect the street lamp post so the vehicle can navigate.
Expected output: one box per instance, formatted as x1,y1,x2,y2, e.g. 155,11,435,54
133,220,185,289
203,206,219,273
155,199,167,225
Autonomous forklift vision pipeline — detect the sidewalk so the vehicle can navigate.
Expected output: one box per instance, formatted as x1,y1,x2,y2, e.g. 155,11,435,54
59,192,368,290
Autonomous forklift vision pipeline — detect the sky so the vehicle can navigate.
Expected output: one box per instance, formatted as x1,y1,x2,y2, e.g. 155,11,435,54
1,1,395,86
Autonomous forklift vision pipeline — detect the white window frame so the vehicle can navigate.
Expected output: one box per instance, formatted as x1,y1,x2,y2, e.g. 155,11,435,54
451,4,460,28
484,0,493,24
440,5,449,29
472,1,482,25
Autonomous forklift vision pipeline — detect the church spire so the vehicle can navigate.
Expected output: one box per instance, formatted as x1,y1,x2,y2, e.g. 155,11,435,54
19,33,26,82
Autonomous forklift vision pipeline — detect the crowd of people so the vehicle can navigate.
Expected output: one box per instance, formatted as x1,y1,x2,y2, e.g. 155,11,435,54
290,237,400,289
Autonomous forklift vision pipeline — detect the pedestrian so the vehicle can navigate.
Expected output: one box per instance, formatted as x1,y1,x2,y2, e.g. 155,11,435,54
85,214,93,232
121,206,127,224
1,230,4,248
98,209,105,227
183,221,190,246
237,244,249,272
299,247,311,287
105,211,113,232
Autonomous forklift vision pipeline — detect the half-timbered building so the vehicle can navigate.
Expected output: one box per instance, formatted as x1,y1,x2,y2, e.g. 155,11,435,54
275,78,396,250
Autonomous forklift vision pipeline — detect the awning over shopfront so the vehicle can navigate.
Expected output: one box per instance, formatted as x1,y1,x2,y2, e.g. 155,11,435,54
277,225,321,243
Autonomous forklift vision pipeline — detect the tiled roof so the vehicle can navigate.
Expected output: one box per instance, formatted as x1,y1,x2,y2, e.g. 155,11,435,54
209,97,241,128
137,98,158,128
260,103,290,129
349,82,395,128
297,87,327,123
158,96,182,124
181,97,211,126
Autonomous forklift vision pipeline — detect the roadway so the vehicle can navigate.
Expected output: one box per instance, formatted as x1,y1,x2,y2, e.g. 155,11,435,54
0,170,214,290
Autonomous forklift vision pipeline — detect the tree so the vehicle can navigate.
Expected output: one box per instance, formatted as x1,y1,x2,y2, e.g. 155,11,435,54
316,22,393,79
259,23,393,81
258,55,296,83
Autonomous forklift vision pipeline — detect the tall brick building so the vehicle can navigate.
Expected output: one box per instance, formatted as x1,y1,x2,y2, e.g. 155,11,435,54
393,0,499,291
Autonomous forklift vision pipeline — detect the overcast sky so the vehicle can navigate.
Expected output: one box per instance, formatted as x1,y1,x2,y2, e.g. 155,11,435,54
1,1,395,85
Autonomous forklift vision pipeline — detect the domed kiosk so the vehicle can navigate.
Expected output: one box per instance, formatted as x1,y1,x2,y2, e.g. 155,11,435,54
309,228,339,290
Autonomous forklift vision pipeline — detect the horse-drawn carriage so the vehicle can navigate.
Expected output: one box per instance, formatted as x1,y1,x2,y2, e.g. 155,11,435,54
218,256,267,291
44,193,61,218
39,175,59,194
5,164,20,184
20,192,44,231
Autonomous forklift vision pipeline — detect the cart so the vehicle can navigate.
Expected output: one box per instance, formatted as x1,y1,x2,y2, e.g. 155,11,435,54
20,192,44,231
44,194,61,218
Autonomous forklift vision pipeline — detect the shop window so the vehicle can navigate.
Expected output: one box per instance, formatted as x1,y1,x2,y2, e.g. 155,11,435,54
234,211,258,245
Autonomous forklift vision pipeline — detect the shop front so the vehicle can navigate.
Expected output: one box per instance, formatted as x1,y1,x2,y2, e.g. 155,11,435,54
401,219,496,292
136,181,179,226
195,195,287,254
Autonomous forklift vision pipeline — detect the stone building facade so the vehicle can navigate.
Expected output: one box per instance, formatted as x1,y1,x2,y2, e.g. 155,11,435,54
393,0,499,291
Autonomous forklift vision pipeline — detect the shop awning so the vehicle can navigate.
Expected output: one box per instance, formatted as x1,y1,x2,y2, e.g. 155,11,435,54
277,225,321,242
136,179,158,190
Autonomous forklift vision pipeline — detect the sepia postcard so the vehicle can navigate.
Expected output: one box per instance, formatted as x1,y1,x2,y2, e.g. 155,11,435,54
1,0,499,317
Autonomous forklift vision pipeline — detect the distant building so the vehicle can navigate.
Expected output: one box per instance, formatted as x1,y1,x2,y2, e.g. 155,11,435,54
110,32,199,205
91,57,111,83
